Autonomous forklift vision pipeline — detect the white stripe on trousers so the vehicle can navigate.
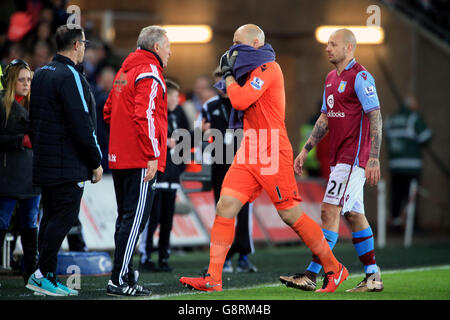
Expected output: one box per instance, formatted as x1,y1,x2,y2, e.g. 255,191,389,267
248,203,255,255
119,168,149,285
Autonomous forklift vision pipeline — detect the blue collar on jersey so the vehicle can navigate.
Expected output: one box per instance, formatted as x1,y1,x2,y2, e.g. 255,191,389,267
345,58,356,70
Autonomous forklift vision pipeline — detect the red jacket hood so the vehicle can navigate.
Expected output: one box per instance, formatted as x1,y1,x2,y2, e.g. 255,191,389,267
122,48,164,73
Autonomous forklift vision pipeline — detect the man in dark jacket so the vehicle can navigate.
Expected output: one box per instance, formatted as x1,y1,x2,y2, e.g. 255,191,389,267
27,24,103,297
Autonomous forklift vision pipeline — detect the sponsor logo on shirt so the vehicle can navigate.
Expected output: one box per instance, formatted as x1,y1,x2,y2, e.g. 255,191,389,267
250,76,264,90
327,110,346,118
40,65,56,71
361,72,367,80
327,94,334,108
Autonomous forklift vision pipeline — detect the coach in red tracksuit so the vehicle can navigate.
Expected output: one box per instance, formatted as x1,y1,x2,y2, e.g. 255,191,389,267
103,26,171,296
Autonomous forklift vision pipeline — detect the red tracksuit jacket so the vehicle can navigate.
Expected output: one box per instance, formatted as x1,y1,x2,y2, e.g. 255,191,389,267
104,48,168,172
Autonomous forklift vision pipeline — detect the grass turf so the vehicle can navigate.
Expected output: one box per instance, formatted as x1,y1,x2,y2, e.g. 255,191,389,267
1,240,450,300
170,267,450,300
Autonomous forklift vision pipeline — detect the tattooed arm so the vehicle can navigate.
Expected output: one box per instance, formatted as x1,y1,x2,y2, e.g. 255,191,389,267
304,113,329,151
294,113,329,176
366,109,382,186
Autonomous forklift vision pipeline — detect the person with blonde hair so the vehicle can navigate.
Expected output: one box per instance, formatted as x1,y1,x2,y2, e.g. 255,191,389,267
0,59,41,286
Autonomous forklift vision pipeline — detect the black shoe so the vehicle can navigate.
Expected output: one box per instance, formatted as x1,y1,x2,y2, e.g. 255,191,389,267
139,260,157,272
158,260,172,272
106,280,152,297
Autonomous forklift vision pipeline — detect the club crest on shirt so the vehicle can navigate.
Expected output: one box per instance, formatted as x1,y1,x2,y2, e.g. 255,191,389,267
113,72,127,94
337,81,347,93
250,76,264,90
327,94,334,109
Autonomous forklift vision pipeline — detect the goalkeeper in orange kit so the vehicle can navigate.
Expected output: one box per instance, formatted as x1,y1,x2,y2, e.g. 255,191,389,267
179,24,348,293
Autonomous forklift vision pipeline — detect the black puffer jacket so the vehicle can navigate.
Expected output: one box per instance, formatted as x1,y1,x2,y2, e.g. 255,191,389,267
0,92,40,198
30,54,102,186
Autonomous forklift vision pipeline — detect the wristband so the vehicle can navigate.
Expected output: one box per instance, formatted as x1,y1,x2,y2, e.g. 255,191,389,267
304,143,313,152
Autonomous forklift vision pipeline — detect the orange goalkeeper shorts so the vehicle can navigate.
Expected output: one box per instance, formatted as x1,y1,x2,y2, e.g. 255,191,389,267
220,150,302,210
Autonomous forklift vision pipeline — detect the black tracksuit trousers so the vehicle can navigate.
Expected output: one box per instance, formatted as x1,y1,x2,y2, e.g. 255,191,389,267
37,181,84,276
111,168,156,285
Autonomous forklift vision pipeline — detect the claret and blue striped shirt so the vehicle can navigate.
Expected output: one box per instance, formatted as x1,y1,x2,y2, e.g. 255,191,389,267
321,58,380,168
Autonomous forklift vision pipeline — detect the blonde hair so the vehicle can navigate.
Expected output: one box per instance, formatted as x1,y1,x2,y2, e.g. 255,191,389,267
2,64,32,119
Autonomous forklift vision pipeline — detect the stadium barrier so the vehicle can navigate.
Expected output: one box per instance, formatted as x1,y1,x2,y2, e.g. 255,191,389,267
377,179,387,248
10,175,351,255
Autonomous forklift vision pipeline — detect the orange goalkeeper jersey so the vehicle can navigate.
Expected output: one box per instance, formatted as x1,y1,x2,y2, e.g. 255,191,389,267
227,61,292,162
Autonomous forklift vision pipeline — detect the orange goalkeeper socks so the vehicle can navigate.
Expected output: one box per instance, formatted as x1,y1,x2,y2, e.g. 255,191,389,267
207,215,236,281
291,213,340,274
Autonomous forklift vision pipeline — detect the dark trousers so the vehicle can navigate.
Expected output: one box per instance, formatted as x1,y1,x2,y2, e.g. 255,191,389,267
38,182,84,275
390,172,420,227
212,163,253,258
390,173,421,218
67,218,87,252
111,168,156,285
143,189,176,261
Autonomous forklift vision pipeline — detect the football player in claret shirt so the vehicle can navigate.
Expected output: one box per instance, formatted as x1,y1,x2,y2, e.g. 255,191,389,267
180,24,348,293
280,29,384,292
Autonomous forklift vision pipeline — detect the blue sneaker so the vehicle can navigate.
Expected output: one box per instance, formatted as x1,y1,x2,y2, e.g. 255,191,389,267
236,256,258,273
51,273,79,296
26,273,68,296
223,259,233,273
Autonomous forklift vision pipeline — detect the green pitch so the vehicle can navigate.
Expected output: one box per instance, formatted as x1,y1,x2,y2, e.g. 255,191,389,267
167,266,450,300
1,240,449,300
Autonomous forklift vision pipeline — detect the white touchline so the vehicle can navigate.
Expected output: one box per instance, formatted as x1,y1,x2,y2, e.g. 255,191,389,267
149,265,450,300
